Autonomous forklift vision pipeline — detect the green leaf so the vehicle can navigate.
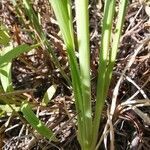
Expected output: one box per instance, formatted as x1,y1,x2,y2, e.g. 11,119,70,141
0,25,10,46
75,0,92,147
0,43,40,66
0,45,13,92
0,104,20,113
48,0,74,49
42,84,57,106
12,0,71,85
21,102,57,141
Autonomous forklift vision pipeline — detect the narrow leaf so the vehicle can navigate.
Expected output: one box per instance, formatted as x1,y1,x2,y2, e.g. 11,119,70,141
21,102,57,141
0,43,40,66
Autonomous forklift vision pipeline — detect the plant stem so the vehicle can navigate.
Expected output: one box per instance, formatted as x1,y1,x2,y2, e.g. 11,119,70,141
75,0,92,149
91,0,116,149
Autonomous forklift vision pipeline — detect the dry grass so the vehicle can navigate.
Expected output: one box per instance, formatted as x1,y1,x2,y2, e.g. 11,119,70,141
0,0,150,149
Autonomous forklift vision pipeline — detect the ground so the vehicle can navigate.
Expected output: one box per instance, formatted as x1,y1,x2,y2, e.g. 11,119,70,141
0,0,150,150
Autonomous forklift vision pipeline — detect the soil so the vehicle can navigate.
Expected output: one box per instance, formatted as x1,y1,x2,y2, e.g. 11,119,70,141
0,0,150,150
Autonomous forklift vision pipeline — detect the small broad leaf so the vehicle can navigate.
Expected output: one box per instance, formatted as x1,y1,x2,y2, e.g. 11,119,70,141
42,84,57,106
0,45,13,92
0,25,10,46
0,104,20,114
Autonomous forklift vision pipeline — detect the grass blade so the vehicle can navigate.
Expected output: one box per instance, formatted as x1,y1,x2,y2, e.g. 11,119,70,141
21,102,57,141
105,0,128,95
12,0,71,85
0,43,40,66
91,0,116,149
48,0,74,49
75,0,92,148
48,0,85,144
